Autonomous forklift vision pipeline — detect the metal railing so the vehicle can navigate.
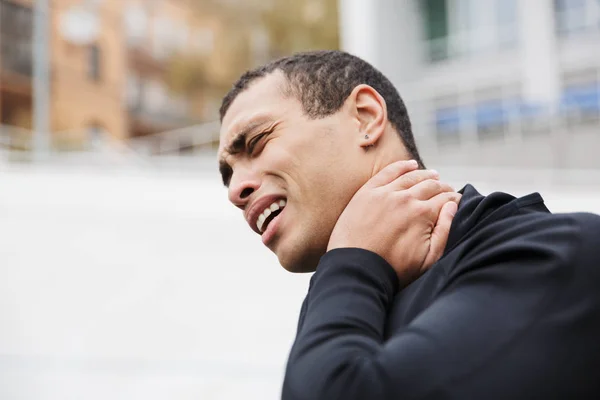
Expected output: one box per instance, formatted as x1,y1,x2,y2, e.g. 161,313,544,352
0,120,221,169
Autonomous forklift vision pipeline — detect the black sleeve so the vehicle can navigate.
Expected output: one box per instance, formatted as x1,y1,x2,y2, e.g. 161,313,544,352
281,214,599,400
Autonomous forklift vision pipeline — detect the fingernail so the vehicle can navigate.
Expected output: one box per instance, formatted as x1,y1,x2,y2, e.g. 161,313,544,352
430,169,439,177
408,160,418,167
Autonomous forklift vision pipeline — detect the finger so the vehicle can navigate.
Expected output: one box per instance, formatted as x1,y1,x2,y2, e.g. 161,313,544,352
419,191,461,224
426,191,462,212
424,201,458,267
407,179,454,200
386,170,441,192
366,159,419,188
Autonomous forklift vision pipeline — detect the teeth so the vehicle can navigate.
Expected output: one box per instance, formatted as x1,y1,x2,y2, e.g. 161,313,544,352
256,200,287,233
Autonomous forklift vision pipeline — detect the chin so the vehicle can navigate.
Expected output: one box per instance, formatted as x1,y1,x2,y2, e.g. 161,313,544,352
276,241,326,274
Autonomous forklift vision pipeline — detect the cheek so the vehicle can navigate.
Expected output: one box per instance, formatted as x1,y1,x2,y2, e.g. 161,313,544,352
262,132,362,206
258,141,295,181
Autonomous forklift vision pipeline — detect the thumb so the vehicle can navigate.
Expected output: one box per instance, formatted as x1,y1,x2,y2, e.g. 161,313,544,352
424,201,458,267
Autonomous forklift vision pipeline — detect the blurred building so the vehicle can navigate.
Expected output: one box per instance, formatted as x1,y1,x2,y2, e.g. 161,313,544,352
0,0,34,134
0,0,220,153
340,0,600,169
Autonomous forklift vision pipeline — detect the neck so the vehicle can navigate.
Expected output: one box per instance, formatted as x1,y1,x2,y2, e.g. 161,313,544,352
369,132,412,178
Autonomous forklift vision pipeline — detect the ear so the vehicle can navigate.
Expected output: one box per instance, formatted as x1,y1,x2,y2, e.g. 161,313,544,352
347,84,388,148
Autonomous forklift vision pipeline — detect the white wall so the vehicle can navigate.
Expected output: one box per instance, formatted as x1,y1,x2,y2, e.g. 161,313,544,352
2,162,600,398
0,166,311,400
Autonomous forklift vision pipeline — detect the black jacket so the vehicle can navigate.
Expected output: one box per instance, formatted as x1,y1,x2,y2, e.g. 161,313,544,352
282,185,600,400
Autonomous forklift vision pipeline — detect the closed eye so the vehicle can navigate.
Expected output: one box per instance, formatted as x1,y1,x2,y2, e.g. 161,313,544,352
247,131,270,155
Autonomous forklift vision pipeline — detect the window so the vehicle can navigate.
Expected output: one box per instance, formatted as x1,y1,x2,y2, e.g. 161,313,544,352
554,0,600,35
0,0,33,75
435,106,462,142
561,69,600,125
421,0,517,62
475,99,507,139
421,0,449,61
88,44,101,81
517,100,548,136
474,86,519,140
433,95,462,144
432,85,527,144
495,0,518,48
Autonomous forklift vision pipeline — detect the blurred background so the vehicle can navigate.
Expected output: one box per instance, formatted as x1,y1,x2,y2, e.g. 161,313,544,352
1,0,599,399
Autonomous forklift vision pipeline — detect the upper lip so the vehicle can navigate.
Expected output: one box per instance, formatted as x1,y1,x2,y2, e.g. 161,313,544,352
245,194,286,235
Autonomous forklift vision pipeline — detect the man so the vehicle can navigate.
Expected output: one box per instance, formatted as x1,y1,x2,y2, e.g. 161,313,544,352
217,50,600,399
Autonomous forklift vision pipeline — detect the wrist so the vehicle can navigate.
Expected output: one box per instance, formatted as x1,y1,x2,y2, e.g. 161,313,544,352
317,248,399,294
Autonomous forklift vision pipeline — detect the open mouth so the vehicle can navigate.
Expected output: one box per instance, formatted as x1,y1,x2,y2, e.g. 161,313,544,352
257,199,286,233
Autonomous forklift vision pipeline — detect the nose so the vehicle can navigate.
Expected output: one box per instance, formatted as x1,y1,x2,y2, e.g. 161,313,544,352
228,168,261,209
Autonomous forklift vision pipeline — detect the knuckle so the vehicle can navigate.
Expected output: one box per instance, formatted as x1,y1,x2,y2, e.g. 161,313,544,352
402,171,421,186
416,170,430,181
415,202,431,217
375,188,392,203
427,179,442,190
446,192,460,202
421,171,435,182
417,179,439,194
404,179,417,190
442,183,454,193
377,185,391,195
396,191,412,205
396,176,412,190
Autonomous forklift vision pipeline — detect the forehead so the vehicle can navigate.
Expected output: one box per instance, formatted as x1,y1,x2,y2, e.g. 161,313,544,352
219,73,295,153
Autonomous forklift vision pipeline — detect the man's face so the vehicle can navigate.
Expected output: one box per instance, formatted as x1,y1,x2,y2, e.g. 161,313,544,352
218,72,372,272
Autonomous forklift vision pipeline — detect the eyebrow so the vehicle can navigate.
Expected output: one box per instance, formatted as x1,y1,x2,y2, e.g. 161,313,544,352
218,117,273,187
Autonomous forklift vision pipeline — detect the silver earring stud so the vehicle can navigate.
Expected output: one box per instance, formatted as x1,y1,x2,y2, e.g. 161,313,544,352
364,134,369,139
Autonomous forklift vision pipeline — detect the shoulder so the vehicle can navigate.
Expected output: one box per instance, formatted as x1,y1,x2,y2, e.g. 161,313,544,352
439,212,599,312
567,211,600,234
471,211,582,253
562,212,600,278
513,211,600,257
450,211,589,277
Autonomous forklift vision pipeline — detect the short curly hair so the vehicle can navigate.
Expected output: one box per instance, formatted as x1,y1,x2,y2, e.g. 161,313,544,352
220,50,424,167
